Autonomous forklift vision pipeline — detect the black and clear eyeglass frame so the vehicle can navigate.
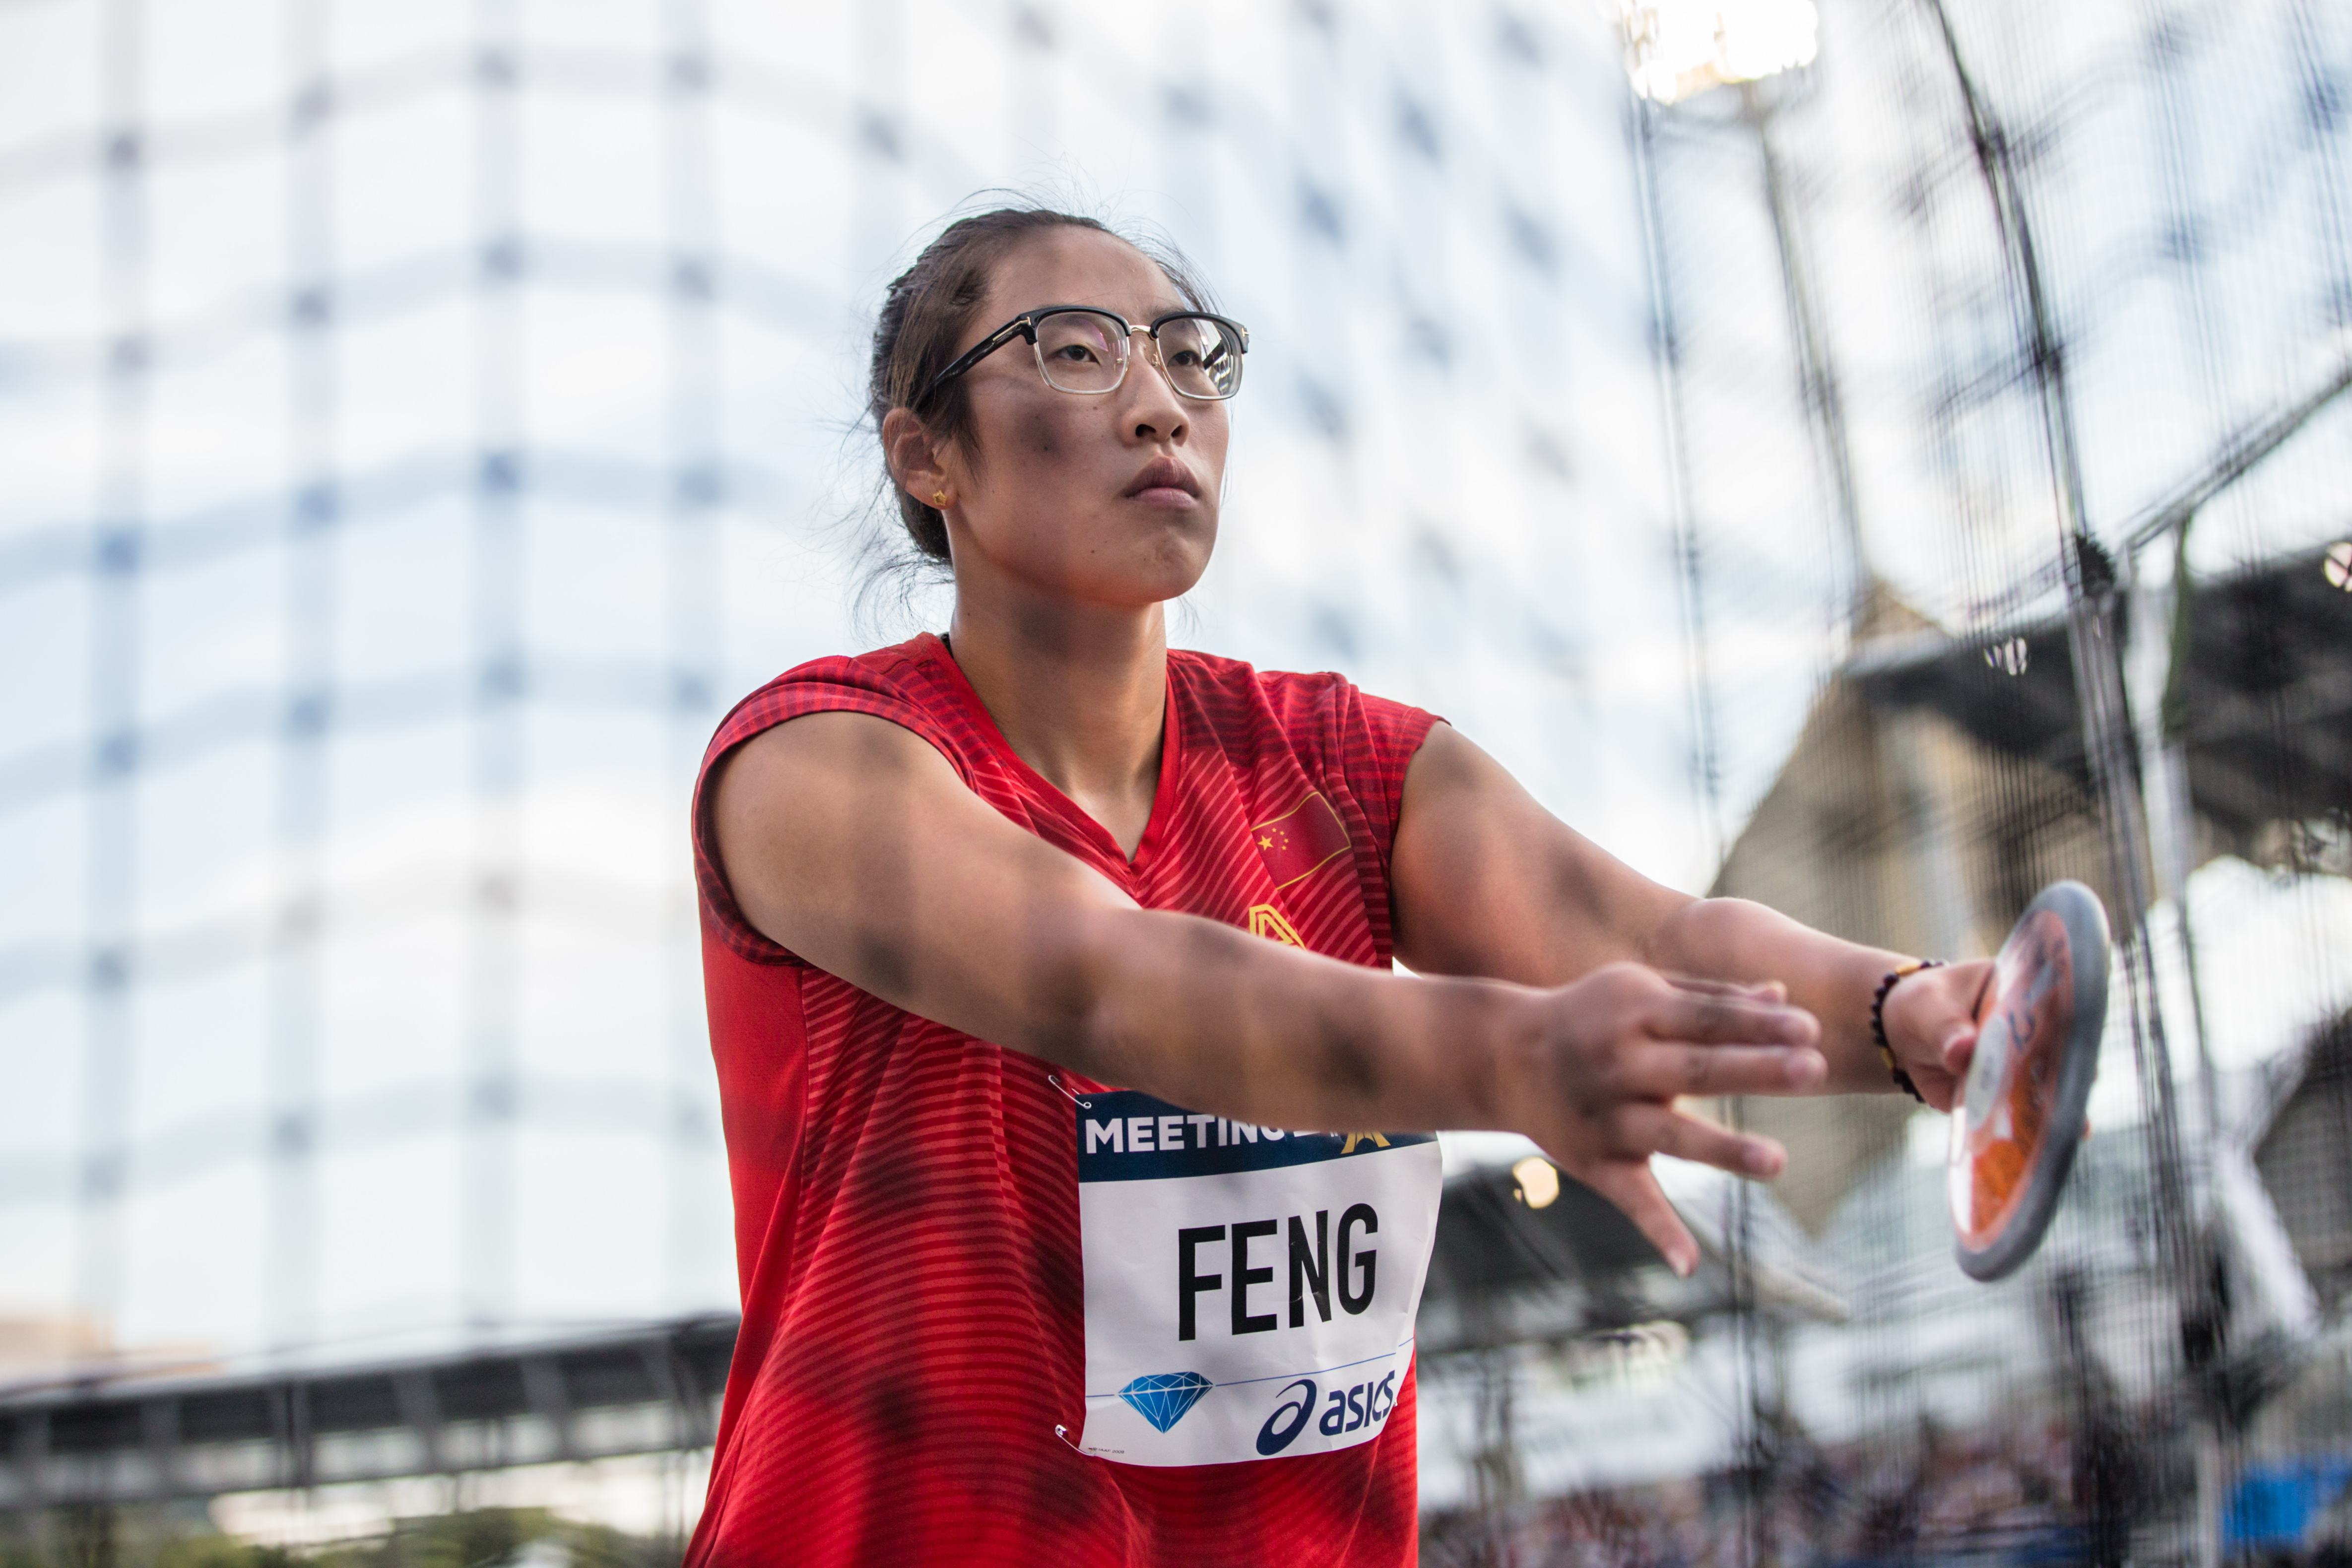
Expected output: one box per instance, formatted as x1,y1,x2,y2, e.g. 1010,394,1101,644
920,305,1249,404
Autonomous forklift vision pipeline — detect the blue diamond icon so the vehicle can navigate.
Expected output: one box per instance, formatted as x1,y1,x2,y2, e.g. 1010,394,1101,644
1118,1372,1212,1433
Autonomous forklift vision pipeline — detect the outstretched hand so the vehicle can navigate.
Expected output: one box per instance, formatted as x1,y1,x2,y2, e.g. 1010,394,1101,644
1506,963,1824,1277
1878,958,1996,1112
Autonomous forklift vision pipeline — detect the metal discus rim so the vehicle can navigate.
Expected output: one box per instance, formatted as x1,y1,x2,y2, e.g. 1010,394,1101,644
1950,879,2111,1283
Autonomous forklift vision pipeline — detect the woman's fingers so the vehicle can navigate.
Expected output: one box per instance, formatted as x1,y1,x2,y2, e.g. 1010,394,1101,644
1520,963,1829,1281
1643,987,1818,1049
1624,1042,1826,1099
1613,1102,1785,1178
1582,1161,1701,1278
1659,974,1787,1005
1939,1020,1977,1076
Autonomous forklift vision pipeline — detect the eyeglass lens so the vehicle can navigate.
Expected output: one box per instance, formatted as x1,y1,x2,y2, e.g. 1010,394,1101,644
1033,311,1243,399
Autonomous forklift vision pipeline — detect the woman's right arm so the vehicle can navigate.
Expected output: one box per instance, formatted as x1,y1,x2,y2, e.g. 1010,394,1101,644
711,710,1823,1273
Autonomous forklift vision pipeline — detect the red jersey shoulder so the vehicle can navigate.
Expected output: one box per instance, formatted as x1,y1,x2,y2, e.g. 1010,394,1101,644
702,637,949,768
1167,651,1439,858
692,636,963,966
1168,652,1351,763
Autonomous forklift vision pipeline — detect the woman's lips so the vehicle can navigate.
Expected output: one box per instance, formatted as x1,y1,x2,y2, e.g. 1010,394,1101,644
1123,457,1200,504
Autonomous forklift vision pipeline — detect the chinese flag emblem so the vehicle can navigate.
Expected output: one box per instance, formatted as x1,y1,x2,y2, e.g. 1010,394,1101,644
1250,790,1352,890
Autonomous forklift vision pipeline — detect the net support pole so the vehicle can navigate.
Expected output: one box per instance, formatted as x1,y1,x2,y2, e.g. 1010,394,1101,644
1741,82,1872,639
1920,0,2200,1284
1633,92,1761,1568
1922,7,2222,1562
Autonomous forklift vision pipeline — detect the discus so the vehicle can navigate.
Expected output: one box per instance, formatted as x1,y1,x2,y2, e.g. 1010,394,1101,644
1947,879,2110,1282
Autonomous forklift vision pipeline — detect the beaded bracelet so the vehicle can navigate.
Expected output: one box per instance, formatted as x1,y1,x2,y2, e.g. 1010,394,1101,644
1871,959,1943,1104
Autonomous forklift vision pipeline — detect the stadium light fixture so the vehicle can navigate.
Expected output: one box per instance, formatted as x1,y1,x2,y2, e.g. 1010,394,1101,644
1612,0,1821,105
1512,1155,1562,1209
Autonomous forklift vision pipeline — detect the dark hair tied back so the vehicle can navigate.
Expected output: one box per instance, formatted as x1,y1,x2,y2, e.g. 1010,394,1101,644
868,204,1213,566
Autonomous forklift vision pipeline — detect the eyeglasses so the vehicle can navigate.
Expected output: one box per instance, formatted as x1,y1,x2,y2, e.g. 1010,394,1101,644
922,305,1249,403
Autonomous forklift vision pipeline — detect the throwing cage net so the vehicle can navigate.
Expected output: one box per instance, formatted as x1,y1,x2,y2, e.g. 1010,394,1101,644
1421,1,2352,1563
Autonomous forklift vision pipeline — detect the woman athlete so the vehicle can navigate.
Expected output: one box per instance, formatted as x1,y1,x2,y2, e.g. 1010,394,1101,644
684,207,1990,1566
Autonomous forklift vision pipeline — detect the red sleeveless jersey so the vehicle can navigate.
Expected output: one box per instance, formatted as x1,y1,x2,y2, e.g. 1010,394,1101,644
685,633,1439,1567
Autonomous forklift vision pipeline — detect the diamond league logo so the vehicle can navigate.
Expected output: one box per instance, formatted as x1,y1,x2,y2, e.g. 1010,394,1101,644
1117,1371,1213,1433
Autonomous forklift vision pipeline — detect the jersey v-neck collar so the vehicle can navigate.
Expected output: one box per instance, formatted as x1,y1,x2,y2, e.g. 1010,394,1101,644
915,633,1182,878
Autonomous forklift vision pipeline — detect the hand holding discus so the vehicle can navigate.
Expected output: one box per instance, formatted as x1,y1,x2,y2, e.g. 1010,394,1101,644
1876,955,2002,1111
1505,883,2106,1283
1789,880,2110,1282
1942,881,2111,1281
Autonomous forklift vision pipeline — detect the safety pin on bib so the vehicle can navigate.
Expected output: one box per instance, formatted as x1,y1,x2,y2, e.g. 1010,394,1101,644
1047,1074,1093,1110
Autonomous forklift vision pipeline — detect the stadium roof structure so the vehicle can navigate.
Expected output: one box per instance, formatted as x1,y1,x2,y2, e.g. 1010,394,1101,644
1849,542,2352,866
0,1315,731,1514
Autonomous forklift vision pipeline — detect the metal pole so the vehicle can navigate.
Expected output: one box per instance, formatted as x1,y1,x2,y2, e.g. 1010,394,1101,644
1920,0,2200,1292
1632,101,1727,870
1632,93,1751,1562
1920,8,2221,1561
1742,82,1873,637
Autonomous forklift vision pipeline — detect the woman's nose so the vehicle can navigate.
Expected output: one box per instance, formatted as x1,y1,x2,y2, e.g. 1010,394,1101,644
1125,336,1189,441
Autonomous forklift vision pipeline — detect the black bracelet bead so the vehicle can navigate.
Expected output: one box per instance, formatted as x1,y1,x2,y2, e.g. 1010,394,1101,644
1871,959,1944,1105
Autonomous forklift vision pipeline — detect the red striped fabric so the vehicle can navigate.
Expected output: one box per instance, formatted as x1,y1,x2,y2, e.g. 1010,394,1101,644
685,634,1438,1567
1250,788,1357,890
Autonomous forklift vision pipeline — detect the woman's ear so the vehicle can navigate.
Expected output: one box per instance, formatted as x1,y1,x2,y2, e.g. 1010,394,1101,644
881,407,951,509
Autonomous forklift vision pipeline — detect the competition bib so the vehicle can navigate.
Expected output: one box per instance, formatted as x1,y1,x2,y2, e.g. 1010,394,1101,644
1072,1089,1442,1467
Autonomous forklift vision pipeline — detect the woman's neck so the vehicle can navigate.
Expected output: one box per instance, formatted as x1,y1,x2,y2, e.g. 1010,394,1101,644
945,588,1168,857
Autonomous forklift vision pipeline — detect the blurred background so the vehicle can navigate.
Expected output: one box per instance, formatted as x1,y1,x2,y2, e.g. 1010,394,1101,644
2,0,2350,1562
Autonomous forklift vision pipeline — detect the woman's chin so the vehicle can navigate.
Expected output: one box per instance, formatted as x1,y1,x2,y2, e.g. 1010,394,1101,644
1126,543,1214,604
1066,561,1210,611
965,513,1214,612
1062,523,1213,606
1092,574,1209,611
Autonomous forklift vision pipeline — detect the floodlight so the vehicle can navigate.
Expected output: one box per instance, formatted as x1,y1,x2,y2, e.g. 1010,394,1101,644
1512,1155,1562,1209
1613,0,1820,105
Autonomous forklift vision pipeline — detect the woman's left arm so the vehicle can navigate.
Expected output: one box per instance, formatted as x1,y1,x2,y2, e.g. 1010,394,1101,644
1390,723,1990,1110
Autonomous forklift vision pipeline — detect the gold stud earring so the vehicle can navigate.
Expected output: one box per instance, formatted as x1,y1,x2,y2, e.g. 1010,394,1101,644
931,491,948,507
